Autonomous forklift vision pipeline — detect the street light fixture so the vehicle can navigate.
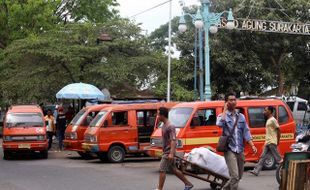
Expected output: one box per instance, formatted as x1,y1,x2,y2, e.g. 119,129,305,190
178,0,235,100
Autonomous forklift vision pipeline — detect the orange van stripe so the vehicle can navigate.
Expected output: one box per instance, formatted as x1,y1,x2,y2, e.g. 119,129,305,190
184,137,219,145
249,133,295,142
183,133,294,145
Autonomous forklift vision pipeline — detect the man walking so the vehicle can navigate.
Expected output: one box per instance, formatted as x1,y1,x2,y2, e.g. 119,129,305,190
216,92,257,190
155,107,193,190
56,107,67,152
45,109,56,150
250,106,283,176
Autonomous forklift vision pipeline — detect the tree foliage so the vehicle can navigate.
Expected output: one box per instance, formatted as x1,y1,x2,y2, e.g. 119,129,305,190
149,0,310,100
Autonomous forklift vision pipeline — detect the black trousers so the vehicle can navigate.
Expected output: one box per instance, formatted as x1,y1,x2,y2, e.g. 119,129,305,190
47,131,53,150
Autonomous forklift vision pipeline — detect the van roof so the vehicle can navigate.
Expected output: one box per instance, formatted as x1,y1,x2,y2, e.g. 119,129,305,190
99,102,178,112
84,104,117,111
8,105,42,113
173,99,286,109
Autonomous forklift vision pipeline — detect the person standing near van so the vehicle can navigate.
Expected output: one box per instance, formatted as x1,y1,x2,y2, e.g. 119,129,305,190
216,92,257,190
250,106,283,176
45,109,56,150
56,107,67,151
155,107,193,190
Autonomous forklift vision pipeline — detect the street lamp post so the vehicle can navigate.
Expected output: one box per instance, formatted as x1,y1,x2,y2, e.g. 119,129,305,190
178,0,235,101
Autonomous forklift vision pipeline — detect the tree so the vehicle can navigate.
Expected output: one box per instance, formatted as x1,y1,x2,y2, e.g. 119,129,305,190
0,20,167,105
149,0,310,99
55,0,119,24
0,0,119,49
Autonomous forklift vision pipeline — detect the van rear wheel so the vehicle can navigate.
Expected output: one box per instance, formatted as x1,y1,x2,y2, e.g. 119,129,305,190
263,153,276,170
107,146,125,163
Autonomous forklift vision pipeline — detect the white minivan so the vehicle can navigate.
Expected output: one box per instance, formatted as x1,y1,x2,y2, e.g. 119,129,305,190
285,96,309,126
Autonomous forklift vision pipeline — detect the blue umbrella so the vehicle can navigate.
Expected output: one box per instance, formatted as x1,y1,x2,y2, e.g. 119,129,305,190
56,83,106,100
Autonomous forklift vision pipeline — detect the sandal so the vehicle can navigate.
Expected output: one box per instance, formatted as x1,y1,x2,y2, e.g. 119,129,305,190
184,185,194,190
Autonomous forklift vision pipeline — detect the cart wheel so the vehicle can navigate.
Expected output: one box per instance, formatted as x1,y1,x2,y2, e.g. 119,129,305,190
210,183,218,189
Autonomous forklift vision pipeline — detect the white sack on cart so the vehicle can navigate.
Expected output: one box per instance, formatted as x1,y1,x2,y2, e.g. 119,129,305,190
186,147,229,178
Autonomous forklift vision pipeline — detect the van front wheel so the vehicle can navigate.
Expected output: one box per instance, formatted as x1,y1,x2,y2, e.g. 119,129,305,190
107,146,125,163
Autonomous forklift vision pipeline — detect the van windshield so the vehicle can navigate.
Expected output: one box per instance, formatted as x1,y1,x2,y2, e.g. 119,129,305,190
169,107,193,128
89,111,107,127
6,113,44,128
70,110,87,125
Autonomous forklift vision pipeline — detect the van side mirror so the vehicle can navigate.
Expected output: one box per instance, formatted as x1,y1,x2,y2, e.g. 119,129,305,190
103,120,108,127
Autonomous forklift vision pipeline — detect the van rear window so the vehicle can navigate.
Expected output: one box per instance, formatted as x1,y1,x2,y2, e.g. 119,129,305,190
279,106,289,124
6,113,43,128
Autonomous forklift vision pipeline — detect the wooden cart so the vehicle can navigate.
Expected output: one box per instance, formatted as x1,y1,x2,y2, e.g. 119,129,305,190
175,156,229,189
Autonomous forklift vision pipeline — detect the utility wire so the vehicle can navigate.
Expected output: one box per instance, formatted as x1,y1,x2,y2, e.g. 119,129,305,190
245,0,255,19
273,0,295,21
129,0,171,18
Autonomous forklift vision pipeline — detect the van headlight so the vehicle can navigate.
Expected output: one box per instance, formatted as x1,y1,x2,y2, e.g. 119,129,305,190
89,136,97,143
37,135,46,141
3,136,12,142
70,132,78,140
150,138,155,146
176,139,183,148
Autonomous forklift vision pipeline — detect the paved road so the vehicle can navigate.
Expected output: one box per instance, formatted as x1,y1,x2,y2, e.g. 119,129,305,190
0,145,279,190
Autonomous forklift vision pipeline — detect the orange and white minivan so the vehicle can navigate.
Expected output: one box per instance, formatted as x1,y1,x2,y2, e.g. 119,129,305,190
2,105,48,159
82,102,177,163
147,99,296,170
64,104,115,158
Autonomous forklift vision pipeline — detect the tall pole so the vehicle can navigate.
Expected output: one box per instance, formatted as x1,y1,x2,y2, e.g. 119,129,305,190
194,28,198,101
167,0,172,102
202,0,212,101
199,29,204,101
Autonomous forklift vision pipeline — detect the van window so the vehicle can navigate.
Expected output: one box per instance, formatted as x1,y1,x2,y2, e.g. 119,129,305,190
297,102,307,111
136,110,157,126
6,113,44,128
89,111,107,127
248,107,265,128
112,111,128,125
70,110,87,125
169,108,193,128
279,106,289,124
286,102,294,112
136,110,157,143
191,109,216,126
82,111,99,126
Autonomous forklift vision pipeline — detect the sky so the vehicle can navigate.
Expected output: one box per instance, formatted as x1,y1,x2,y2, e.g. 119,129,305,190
117,0,199,34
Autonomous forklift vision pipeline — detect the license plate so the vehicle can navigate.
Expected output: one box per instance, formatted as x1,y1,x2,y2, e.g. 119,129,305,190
18,144,31,149
82,144,90,151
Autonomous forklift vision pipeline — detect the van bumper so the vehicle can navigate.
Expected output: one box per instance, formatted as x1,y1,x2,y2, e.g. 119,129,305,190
64,140,83,152
81,143,100,153
144,147,163,158
2,141,48,151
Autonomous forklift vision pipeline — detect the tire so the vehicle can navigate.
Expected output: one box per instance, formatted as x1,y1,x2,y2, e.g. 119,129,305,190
40,150,48,159
262,153,276,170
3,150,11,160
77,151,93,159
276,163,283,185
107,146,125,163
210,182,218,189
